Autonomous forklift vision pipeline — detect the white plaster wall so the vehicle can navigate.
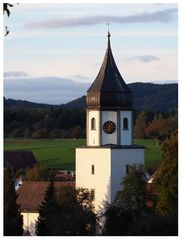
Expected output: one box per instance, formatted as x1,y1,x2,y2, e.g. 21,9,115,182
76,148,111,211
111,148,144,201
21,212,39,236
101,111,117,145
88,110,100,146
120,111,132,145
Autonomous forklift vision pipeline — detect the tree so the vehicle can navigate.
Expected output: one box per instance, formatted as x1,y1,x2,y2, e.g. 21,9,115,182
145,115,177,140
116,164,149,216
32,128,49,139
36,183,97,236
71,125,84,138
102,165,150,235
4,168,23,236
153,132,178,216
102,163,178,236
134,111,147,138
36,180,61,236
3,3,15,36
102,204,133,236
25,164,51,181
56,186,97,236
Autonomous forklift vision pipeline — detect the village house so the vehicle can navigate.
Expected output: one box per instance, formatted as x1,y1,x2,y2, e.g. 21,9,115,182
16,181,75,236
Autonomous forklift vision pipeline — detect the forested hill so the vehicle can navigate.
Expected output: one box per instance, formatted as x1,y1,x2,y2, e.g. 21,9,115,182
4,83,178,112
61,83,178,112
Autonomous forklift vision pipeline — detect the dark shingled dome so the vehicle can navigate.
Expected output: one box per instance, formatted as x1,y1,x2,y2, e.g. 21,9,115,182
86,32,133,110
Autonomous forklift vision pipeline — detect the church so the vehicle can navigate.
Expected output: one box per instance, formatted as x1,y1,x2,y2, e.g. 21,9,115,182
76,31,144,212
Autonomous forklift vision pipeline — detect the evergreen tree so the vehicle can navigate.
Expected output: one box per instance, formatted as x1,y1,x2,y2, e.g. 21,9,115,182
4,168,23,236
35,180,61,236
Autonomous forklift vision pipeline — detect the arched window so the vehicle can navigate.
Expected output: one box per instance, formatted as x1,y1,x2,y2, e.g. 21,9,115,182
123,117,128,129
91,118,96,130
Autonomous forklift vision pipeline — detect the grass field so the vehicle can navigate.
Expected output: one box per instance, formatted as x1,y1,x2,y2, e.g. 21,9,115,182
4,138,161,170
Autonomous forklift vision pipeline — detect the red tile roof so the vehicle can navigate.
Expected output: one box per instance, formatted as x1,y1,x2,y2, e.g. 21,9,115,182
17,181,75,212
4,151,37,170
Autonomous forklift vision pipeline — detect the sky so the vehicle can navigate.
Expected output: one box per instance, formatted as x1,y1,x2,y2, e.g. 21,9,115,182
3,3,178,104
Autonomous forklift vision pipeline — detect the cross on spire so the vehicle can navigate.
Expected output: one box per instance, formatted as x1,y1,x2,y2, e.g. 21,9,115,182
106,20,111,38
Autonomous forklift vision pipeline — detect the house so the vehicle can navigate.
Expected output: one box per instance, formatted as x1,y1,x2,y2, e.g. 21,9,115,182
4,151,37,172
16,181,75,236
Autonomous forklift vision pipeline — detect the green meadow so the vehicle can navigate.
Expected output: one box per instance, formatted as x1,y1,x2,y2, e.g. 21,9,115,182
4,138,161,171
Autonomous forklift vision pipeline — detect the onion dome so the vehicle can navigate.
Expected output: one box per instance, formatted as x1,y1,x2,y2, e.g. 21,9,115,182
86,32,133,110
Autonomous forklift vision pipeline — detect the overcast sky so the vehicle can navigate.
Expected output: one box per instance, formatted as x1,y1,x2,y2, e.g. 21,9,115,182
4,3,178,104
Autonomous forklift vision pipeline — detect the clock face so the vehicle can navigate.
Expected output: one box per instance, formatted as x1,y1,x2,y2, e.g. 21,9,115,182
103,121,116,134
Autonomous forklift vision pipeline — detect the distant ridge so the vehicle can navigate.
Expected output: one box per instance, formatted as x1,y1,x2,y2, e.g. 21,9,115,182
4,83,178,112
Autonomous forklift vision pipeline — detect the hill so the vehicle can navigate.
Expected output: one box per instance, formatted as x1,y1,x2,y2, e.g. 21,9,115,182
4,83,178,112
61,83,178,112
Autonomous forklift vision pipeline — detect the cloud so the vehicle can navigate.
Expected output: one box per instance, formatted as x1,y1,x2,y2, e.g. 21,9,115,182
74,75,89,80
25,8,177,29
4,76,90,104
4,71,28,78
128,55,160,63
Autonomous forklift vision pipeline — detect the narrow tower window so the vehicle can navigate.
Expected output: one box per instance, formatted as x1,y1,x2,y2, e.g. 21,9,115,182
126,164,130,175
91,189,95,201
91,165,95,175
91,118,96,130
123,117,128,129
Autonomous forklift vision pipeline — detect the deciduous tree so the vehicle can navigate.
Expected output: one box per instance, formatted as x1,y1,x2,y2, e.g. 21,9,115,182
25,164,51,181
56,186,97,236
134,111,147,138
153,132,178,216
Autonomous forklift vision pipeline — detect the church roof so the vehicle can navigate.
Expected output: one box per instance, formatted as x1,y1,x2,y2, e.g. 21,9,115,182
86,32,133,110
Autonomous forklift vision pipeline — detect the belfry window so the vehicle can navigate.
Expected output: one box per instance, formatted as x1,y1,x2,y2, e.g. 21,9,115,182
123,117,128,129
91,118,96,130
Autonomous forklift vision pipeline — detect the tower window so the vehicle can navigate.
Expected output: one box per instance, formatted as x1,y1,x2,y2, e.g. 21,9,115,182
126,164,130,175
123,117,128,129
91,165,95,175
91,118,96,130
91,189,95,201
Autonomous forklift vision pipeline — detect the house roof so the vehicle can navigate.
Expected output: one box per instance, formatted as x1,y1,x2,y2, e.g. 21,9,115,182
86,31,133,110
16,181,75,212
4,151,37,170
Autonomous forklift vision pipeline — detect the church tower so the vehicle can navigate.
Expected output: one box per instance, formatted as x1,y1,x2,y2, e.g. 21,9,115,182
76,32,144,211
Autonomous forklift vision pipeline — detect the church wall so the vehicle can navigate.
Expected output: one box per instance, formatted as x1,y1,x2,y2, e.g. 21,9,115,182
87,110,100,146
120,111,132,145
110,148,144,202
21,212,39,236
76,148,111,211
101,111,117,145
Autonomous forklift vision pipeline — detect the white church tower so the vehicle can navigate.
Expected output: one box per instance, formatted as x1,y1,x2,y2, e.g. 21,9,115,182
76,32,144,212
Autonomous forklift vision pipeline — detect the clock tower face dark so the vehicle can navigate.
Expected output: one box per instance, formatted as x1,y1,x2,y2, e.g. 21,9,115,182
103,121,116,134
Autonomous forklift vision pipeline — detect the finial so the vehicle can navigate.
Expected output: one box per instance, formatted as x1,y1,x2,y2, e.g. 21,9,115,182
106,20,111,38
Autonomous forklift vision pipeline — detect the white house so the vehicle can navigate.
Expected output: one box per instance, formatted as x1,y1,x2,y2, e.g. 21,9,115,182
76,31,145,212
16,181,75,235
